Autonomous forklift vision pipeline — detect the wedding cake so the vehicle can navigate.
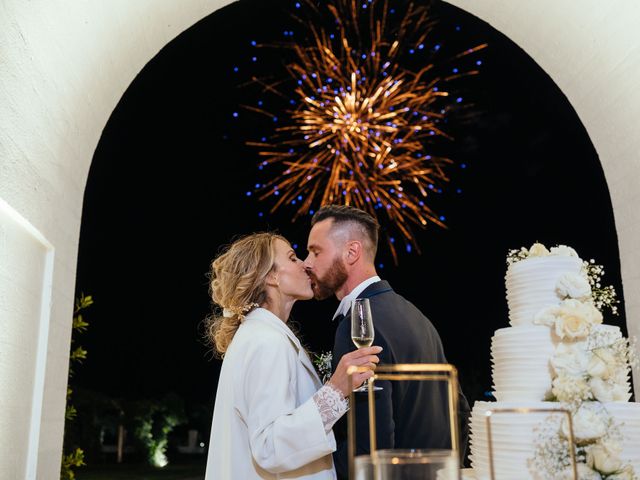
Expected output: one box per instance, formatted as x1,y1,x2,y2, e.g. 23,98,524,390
468,243,640,480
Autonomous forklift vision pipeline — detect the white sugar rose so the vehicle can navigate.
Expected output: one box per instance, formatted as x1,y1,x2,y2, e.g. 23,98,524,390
563,404,608,442
587,441,623,475
529,242,550,257
560,463,602,480
587,348,617,380
609,370,632,401
553,299,603,339
589,377,615,402
606,465,635,480
552,342,590,377
611,381,631,402
556,272,592,300
550,245,580,257
534,299,602,338
589,375,629,402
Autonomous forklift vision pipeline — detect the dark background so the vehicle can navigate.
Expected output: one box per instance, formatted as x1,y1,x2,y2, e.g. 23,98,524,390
74,0,625,434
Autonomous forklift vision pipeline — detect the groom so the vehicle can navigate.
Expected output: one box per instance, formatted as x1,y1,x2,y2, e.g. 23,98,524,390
304,205,470,478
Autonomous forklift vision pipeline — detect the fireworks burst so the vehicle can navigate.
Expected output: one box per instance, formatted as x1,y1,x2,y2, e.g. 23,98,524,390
246,0,486,261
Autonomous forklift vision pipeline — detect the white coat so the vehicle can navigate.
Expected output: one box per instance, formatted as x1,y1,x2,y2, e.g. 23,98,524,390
205,308,337,479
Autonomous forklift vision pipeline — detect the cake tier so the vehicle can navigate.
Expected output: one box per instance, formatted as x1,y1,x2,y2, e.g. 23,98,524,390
491,326,555,402
470,401,640,480
506,256,583,326
491,324,627,401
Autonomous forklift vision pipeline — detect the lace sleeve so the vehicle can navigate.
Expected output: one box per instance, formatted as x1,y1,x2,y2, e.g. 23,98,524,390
313,383,349,433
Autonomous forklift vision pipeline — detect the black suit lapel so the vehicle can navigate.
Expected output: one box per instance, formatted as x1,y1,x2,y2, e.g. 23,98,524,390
338,281,393,323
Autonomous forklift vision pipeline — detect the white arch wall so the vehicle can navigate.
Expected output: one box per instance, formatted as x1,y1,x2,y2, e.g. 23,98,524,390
0,0,638,478
0,1,233,478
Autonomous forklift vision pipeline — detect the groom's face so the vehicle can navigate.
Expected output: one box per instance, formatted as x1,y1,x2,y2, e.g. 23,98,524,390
304,219,348,300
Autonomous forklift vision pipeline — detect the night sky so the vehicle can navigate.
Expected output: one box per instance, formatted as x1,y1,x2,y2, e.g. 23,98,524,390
74,0,625,422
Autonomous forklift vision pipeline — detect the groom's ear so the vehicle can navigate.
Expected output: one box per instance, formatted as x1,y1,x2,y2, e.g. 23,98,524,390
344,240,362,265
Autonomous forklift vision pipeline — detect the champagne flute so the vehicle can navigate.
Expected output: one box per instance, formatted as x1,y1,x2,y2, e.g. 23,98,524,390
351,298,382,392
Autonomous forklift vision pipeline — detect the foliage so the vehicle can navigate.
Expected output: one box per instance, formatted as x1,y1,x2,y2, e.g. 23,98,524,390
61,293,93,479
60,447,85,480
312,350,333,384
130,393,188,467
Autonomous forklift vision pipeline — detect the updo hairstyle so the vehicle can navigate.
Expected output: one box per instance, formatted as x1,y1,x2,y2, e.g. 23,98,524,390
205,232,286,356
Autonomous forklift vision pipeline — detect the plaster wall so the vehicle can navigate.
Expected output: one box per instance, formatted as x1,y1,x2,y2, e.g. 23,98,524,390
0,1,232,477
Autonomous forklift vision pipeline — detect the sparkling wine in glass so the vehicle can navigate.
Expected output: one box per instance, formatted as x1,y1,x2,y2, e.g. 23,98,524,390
351,298,382,392
352,336,374,349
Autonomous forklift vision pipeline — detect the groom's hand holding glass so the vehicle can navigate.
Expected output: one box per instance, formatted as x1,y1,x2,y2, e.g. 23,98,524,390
328,345,382,396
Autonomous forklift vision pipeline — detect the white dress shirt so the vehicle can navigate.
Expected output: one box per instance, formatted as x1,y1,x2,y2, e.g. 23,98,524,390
332,276,381,320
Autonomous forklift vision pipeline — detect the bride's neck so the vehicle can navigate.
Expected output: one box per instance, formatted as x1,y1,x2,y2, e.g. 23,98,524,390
263,292,295,323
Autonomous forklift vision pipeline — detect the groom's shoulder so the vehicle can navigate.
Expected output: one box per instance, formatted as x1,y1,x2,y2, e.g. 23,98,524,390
367,282,413,309
370,285,434,324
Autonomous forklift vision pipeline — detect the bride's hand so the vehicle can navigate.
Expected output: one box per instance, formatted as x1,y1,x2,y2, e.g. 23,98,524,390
328,346,383,397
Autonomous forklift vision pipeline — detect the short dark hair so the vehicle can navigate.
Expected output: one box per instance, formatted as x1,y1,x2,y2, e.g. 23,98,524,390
311,205,380,256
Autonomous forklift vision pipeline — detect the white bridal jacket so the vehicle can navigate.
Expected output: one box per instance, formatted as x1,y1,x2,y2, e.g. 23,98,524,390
205,308,337,479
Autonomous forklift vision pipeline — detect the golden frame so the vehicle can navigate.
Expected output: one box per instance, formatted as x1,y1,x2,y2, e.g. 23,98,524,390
346,363,460,479
484,407,578,480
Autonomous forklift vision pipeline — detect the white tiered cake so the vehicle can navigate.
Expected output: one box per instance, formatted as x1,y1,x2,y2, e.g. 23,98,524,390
469,244,640,480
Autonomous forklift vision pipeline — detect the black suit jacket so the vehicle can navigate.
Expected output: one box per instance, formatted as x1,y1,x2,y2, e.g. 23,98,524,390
331,280,470,478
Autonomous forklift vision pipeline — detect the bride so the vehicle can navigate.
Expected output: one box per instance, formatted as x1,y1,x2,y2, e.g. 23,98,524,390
204,232,381,479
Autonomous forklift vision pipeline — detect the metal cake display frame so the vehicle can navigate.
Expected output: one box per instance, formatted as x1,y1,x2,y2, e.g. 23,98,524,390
347,363,460,479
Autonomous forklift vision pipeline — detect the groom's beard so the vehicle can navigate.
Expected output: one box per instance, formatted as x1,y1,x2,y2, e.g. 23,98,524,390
308,256,348,300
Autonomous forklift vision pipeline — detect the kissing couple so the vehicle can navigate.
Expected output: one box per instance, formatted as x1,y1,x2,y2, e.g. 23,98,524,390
204,205,470,479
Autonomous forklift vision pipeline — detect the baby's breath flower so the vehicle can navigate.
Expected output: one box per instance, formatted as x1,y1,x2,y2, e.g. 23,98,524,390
582,261,619,315
313,351,333,384
506,246,530,265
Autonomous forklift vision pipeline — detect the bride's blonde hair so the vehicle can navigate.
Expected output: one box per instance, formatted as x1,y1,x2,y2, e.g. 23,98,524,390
206,232,286,357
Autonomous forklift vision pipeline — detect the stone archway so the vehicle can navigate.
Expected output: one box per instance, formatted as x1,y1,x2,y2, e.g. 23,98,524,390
1,1,639,478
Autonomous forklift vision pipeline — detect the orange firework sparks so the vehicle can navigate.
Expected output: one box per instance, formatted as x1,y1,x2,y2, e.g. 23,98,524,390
246,0,487,261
